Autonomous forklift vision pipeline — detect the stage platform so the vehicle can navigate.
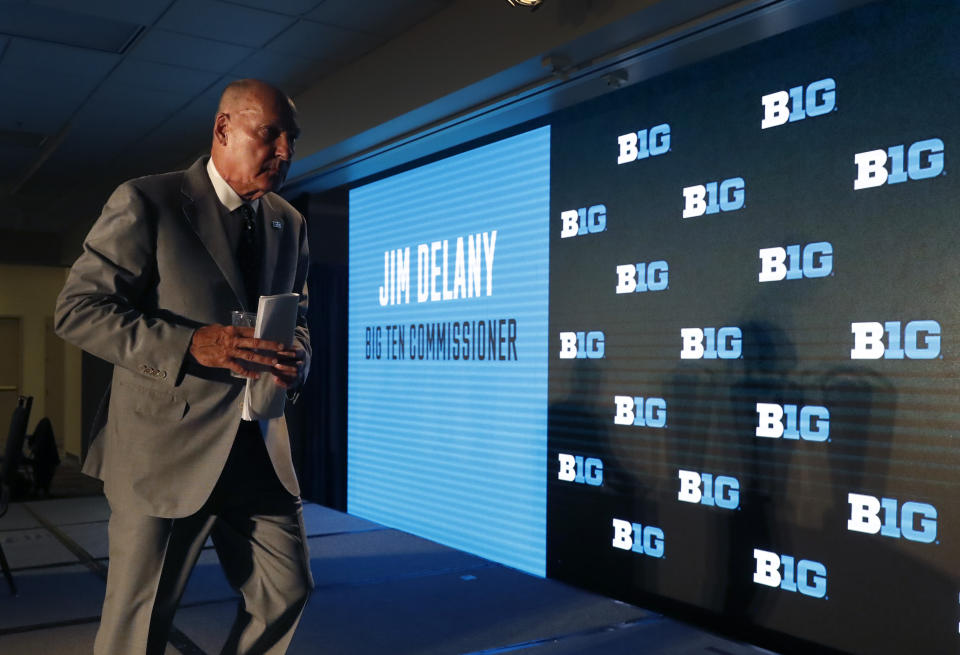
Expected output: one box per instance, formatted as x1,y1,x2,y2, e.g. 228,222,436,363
0,494,777,654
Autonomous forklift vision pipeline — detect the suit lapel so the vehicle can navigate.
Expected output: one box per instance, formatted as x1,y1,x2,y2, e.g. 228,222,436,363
180,158,248,309
259,194,284,298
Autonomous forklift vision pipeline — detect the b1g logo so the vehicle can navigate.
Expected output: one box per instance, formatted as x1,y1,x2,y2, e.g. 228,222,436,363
853,138,944,190
614,396,666,428
616,261,668,294
560,204,606,239
617,123,670,164
682,177,745,218
557,453,603,486
611,518,665,558
850,321,940,359
758,242,833,282
559,331,605,359
847,493,937,543
680,327,742,360
753,549,827,599
755,403,829,441
761,77,836,129
677,470,740,509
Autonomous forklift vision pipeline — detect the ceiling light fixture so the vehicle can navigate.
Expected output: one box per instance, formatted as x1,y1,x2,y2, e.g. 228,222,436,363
506,0,545,11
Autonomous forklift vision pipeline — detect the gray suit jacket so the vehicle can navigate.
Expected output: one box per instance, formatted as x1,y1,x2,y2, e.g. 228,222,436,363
55,157,311,518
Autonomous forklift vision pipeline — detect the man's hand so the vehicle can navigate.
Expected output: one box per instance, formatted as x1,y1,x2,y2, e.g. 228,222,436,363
189,324,286,378
272,347,306,389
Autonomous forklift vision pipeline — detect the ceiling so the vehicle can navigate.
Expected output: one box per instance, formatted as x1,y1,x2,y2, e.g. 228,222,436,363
0,0,870,261
0,0,452,235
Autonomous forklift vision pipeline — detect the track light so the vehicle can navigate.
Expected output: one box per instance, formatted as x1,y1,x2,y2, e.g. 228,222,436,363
506,0,544,10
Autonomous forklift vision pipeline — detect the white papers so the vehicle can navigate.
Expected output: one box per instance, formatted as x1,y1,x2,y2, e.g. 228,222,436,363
242,293,299,421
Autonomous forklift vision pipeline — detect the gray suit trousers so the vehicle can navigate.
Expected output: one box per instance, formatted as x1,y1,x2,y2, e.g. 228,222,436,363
95,422,314,655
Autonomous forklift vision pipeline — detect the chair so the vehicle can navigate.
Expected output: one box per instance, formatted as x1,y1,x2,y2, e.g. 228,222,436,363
2,396,33,499
0,478,14,595
28,417,60,498
0,395,31,596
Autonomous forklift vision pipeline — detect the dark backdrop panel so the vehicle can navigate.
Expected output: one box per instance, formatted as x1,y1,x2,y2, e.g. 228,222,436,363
547,2,959,654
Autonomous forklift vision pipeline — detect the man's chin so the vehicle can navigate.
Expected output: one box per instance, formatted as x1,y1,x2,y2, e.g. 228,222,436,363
262,171,286,192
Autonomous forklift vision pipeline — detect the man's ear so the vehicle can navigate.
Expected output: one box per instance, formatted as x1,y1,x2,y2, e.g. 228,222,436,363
214,113,230,146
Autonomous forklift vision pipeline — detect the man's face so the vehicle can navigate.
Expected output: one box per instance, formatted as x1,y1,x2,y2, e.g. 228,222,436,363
218,90,300,200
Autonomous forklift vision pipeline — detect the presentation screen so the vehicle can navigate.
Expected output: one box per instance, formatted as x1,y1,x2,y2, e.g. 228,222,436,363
346,1,957,652
548,2,958,654
348,127,551,576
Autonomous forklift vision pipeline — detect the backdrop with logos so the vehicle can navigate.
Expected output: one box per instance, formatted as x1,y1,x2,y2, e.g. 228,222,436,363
345,2,958,653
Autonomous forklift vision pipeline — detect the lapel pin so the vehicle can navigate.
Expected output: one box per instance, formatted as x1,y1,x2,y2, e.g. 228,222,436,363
271,219,283,230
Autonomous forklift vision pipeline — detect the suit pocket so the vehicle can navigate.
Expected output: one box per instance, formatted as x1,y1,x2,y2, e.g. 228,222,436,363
127,384,188,420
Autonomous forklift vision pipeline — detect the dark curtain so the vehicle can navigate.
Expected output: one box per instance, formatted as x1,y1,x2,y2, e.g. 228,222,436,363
287,189,348,510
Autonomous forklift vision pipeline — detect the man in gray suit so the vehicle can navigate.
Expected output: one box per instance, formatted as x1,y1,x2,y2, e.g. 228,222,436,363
55,79,313,654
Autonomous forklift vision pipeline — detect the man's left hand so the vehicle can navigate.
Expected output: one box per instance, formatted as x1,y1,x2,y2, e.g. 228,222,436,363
273,347,306,389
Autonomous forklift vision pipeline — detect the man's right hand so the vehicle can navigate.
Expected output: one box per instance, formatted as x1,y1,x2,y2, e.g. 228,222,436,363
189,324,287,378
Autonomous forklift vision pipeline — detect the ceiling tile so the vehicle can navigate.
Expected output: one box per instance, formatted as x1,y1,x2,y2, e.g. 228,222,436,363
110,58,221,96
124,85,225,171
223,0,321,17
230,49,335,95
267,19,383,63
29,0,172,26
0,38,118,133
158,0,295,48
171,77,230,127
149,82,225,143
0,142,36,180
0,37,118,87
80,84,192,135
57,87,187,163
6,2,143,53
306,0,448,37
130,29,254,73
0,126,43,147
27,84,193,187
135,117,211,167
0,86,81,134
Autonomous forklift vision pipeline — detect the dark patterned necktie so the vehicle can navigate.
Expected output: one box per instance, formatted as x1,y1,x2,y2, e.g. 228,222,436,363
235,203,260,310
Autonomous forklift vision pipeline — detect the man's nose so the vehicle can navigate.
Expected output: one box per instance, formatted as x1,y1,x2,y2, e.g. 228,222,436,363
275,133,294,160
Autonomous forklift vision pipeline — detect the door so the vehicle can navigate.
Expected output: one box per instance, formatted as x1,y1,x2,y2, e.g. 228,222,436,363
0,317,22,451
